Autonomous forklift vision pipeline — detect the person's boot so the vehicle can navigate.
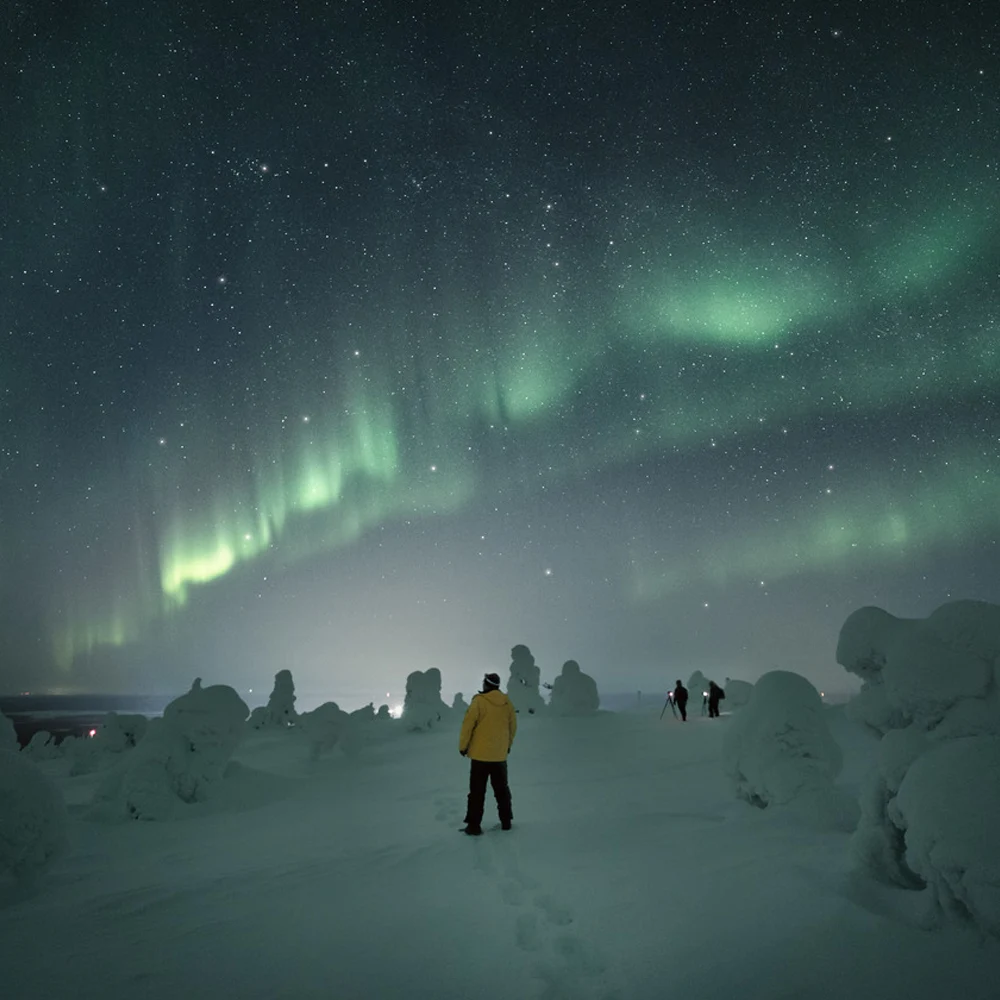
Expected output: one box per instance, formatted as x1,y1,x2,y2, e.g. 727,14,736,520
500,820,512,831
460,825,482,836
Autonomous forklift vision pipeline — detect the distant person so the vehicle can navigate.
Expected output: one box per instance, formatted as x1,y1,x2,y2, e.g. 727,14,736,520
673,680,689,721
458,673,517,835
708,680,725,718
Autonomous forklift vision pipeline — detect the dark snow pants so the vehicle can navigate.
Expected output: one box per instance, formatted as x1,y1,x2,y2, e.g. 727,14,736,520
464,759,512,829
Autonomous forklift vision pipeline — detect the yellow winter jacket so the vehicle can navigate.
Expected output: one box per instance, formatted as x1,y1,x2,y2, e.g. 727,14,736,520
459,690,517,762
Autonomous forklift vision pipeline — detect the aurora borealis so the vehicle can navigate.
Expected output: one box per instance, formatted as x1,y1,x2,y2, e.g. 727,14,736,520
2,1,997,700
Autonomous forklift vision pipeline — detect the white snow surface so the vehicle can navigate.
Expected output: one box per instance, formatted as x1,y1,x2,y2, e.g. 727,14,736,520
2,705,999,999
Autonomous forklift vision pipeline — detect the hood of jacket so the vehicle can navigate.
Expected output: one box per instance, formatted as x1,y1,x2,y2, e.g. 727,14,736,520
477,688,509,705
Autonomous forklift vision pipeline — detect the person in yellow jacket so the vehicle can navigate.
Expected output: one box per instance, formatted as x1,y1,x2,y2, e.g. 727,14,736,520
458,672,517,835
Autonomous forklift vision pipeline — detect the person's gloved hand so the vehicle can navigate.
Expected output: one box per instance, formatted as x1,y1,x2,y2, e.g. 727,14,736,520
460,749,468,756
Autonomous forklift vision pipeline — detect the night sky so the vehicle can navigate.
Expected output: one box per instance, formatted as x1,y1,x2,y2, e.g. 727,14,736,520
2,0,997,702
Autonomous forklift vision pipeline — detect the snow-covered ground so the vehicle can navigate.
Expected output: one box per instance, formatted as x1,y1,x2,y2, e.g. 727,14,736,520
2,706,997,1000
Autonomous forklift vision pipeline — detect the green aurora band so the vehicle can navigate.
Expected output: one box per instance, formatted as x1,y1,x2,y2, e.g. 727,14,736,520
50,189,1000,670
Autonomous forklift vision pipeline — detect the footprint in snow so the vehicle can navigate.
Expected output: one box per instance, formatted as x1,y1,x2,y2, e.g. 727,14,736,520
500,879,525,906
433,796,463,823
535,893,573,926
515,911,543,952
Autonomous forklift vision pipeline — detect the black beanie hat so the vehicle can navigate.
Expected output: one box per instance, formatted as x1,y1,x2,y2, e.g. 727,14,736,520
482,673,501,691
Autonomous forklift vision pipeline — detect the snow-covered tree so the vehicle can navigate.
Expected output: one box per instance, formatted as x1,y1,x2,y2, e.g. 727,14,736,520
401,668,451,730
723,677,754,709
94,679,248,821
451,692,468,714
350,703,375,724
249,669,298,729
837,602,993,735
1,712,18,752
298,701,351,760
839,599,1000,937
507,645,546,715
686,671,710,712
722,670,858,831
0,750,68,881
22,731,62,761
548,660,600,716
69,712,150,776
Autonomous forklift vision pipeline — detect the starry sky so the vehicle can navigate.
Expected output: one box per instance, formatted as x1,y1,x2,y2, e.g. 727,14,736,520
2,0,997,703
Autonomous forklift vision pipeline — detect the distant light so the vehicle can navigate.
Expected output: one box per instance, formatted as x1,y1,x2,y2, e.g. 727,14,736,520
248,688,253,694
389,704,403,719
702,692,708,698
820,692,825,698
88,728,97,738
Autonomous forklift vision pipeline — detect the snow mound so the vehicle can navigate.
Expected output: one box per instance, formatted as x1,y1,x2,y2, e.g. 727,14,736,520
401,668,451,731
722,670,858,831
94,679,248,821
548,660,600,716
0,750,69,881
507,644,546,715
